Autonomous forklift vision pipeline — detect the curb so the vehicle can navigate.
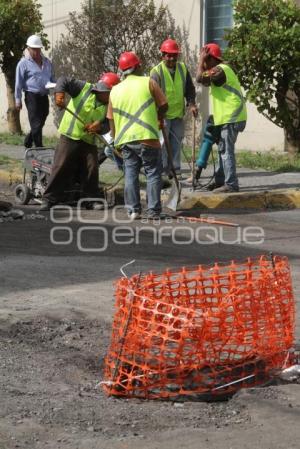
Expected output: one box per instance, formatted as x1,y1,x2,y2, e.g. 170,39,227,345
179,188,300,211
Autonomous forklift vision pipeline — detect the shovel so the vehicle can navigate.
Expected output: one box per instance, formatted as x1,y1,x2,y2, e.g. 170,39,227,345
62,104,123,161
63,106,114,148
161,126,181,211
191,114,196,191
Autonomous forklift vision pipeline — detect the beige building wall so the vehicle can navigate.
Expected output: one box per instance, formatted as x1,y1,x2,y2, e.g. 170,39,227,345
154,0,201,47
0,0,288,151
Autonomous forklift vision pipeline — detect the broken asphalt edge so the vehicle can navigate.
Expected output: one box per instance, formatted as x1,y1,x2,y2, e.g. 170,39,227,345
178,188,300,211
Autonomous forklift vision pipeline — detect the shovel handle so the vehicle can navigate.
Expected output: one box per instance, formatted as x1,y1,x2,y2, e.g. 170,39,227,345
63,105,123,159
191,115,196,190
161,126,180,190
63,106,106,145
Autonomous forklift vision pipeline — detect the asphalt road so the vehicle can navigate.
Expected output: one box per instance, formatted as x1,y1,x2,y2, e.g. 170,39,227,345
1,207,299,330
0,206,299,448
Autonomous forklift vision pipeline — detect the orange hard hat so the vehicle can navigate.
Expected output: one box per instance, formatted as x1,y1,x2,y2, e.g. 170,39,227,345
205,43,223,60
99,72,120,89
118,52,141,72
160,39,180,54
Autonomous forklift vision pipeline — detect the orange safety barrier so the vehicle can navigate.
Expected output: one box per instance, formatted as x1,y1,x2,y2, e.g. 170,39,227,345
103,255,295,399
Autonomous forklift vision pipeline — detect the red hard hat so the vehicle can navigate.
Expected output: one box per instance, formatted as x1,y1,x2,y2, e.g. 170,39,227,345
160,39,180,54
118,52,141,71
99,72,120,89
205,43,222,60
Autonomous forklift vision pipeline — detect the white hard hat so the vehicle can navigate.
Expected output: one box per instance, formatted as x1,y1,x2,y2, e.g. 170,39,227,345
26,35,43,48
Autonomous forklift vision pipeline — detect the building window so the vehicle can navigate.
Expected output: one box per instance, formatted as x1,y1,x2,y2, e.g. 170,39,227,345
205,0,233,50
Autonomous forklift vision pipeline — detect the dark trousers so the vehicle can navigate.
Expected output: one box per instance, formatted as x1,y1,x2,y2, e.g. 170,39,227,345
43,135,101,203
24,91,49,148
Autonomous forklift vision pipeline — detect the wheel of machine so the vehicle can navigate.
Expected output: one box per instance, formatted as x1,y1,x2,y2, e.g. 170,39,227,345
15,184,31,205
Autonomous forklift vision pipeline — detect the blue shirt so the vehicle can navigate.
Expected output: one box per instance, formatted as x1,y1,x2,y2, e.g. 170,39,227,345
15,53,55,105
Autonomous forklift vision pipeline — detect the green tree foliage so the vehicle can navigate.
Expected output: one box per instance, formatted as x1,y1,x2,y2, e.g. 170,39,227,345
52,0,198,137
52,0,197,80
224,0,300,154
0,0,48,133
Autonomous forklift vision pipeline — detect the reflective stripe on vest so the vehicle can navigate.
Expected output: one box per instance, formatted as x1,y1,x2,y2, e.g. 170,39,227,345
211,64,247,126
151,61,187,119
113,98,158,145
58,82,107,144
66,85,93,135
110,76,159,147
222,84,245,122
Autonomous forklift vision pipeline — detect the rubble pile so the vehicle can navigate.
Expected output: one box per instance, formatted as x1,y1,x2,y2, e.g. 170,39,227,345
0,200,46,223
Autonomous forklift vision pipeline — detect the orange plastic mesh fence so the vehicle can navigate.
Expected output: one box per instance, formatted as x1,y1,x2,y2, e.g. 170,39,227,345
103,255,295,399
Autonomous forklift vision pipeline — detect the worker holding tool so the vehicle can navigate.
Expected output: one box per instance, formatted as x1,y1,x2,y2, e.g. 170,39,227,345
150,39,198,177
194,43,247,193
95,73,123,170
107,51,168,219
15,35,55,148
40,72,120,211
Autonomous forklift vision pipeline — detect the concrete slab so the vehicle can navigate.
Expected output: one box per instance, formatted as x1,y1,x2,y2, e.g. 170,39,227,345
1,144,299,211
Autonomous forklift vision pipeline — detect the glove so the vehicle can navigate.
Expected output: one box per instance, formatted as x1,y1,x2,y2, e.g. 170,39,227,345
55,92,65,109
84,121,101,134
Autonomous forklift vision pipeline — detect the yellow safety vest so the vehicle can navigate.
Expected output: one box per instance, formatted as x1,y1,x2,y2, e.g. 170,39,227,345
211,64,247,125
59,82,107,145
150,61,187,119
110,75,159,147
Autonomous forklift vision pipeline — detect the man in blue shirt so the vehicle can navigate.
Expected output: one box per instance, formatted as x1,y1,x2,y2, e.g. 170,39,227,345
15,35,55,148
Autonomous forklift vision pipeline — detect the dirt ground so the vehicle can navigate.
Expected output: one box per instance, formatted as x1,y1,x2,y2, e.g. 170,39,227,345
1,186,300,449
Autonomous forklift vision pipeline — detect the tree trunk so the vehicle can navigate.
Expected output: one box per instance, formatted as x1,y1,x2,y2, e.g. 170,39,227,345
284,128,300,155
5,74,22,134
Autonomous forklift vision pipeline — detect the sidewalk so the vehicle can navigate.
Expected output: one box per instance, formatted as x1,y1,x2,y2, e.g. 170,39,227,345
0,143,26,160
178,165,300,211
1,143,300,210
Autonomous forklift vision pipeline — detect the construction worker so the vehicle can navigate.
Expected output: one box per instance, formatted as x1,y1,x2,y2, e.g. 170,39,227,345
150,39,197,176
95,72,123,169
15,35,55,148
195,43,247,193
107,52,168,219
40,72,120,211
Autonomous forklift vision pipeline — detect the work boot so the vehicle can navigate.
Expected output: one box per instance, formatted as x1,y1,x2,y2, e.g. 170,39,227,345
128,211,141,220
81,200,105,210
146,210,162,220
92,202,105,210
206,182,224,191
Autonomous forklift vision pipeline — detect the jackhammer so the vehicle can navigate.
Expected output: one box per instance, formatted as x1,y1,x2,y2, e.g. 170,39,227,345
194,115,220,182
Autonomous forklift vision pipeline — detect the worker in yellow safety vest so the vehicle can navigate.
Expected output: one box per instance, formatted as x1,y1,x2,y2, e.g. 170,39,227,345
150,39,198,176
40,72,120,211
107,52,168,219
195,43,247,193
